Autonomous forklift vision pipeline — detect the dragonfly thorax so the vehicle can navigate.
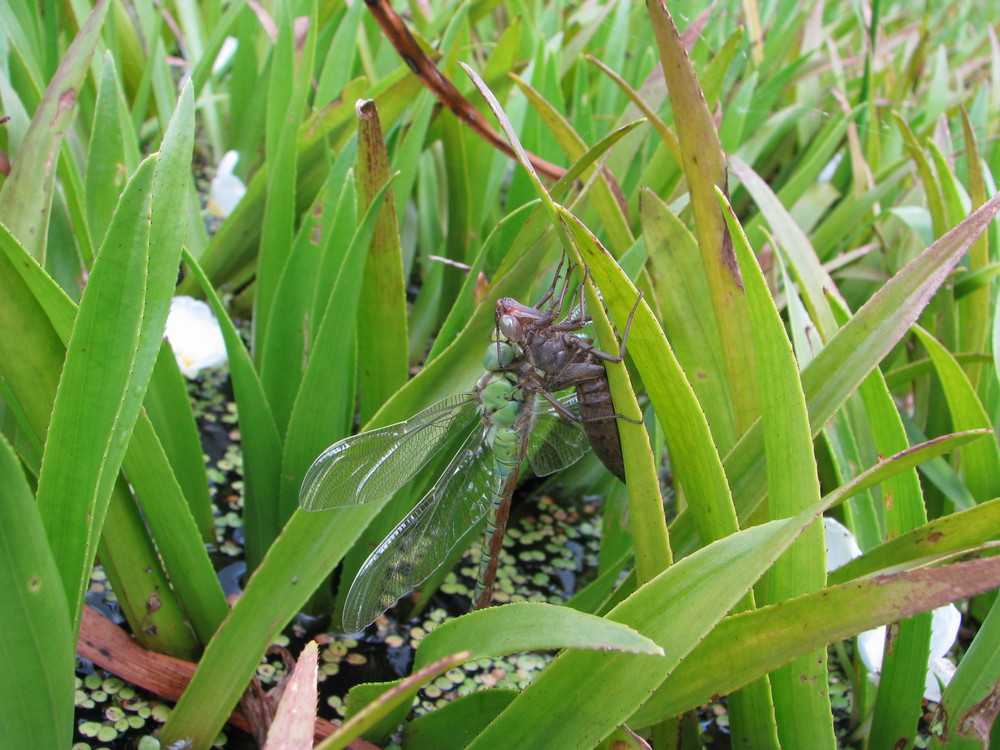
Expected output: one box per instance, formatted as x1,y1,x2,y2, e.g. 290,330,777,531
478,371,522,427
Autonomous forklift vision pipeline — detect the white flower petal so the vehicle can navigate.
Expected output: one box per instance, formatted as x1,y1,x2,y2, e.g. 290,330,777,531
857,609,960,701
818,153,843,182
217,150,239,177
165,296,228,378
857,626,886,675
207,150,247,217
213,36,239,73
924,657,957,703
930,604,961,660
823,517,862,572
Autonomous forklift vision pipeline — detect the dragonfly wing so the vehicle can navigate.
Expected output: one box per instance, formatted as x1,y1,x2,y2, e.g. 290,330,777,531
300,394,479,510
339,423,503,632
526,395,588,477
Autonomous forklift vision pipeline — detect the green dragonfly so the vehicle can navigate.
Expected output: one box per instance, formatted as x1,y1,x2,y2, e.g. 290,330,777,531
299,332,588,632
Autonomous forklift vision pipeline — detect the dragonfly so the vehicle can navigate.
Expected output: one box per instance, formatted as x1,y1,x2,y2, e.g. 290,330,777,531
494,269,639,483
299,329,589,632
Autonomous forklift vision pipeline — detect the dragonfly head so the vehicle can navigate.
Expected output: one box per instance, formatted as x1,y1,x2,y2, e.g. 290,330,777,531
496,297,547,342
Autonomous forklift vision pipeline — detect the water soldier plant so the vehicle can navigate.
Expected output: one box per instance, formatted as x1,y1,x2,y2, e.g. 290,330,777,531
2,1,1000,749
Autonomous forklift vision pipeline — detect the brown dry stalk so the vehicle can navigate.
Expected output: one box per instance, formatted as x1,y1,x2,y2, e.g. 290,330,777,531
363,0,566,182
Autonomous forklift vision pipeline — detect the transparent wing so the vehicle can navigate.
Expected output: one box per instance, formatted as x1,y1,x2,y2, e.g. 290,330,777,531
299,394,480,510
339,423,504,632
527,393,588,477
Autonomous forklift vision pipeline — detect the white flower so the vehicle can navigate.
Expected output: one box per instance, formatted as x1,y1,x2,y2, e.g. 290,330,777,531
212,36,239,73
164,296,228,378
207,150,246,218
824,517,960,702
823,516,862,569
818,153,842,182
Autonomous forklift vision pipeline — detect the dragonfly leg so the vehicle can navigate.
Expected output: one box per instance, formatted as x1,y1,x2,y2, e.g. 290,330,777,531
617,290,643,358
573,288,643,361
549,260,578,319
535,386,585,422
580,409,643,425
534,252,572,312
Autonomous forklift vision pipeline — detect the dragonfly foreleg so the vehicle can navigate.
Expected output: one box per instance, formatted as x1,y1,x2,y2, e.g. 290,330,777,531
616,290,643,358
534,386,584,422
533,253,573,314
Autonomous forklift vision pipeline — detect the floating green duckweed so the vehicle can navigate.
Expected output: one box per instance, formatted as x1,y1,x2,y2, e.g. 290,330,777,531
424,684,443,699
77,721,103,738
147,704,169,723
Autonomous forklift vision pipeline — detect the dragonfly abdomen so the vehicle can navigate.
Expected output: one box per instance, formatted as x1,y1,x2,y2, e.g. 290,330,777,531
473,423,524,610
576,372,625,482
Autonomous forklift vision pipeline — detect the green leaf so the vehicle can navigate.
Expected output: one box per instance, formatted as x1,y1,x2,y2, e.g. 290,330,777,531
729,155,839,342
181,247,283,575
137,83,215,543
569,210,738,553
558,210,668,583
936,591,1000,746
254,2,312,365
831,295,932,749
830,491,1000,586
466,508,822,748
0,222,71,447
315,0,365,107
35,80,198,634
679,191,1000,559
85,51,138,255
646,0,758,434
280,175,398,523
343,679,410,745
355,99,409,424
511,73,634,256
639,188,736,453
403,690,518,750
912,326,1000,504
143,347,216,543
635,556,1000,727
721,189,832,748
414,602,663,671
0,0,110,262
0,432,74,749
97,474,202,660
317,653,470,750
180,70,422,295
0,105,216,658
259,153,347,437
34,155,156,628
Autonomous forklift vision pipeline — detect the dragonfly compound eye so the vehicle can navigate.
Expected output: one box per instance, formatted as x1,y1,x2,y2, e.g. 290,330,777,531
498,313,522,341
483,341,517,371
